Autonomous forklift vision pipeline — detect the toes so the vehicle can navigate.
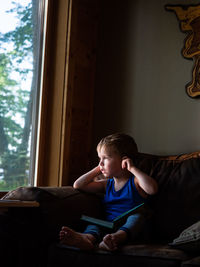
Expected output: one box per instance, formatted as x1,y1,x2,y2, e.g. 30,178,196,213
62,226,70,231
103,234,117,251
59,231,66,241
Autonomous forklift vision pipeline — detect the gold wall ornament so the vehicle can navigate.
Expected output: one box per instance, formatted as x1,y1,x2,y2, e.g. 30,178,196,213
166,4,200,98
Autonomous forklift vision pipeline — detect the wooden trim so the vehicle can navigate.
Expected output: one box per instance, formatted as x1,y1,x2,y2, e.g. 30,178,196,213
58,0,73,186
36,0,71,186
0,200,39,208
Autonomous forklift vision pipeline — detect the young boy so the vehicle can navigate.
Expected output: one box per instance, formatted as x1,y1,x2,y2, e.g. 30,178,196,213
59,133,158,251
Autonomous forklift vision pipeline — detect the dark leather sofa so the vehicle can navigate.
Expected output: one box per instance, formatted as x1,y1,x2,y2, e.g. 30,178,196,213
1,151,200,267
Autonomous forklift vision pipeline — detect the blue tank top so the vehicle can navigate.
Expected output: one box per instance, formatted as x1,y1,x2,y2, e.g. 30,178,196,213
103,176,146,221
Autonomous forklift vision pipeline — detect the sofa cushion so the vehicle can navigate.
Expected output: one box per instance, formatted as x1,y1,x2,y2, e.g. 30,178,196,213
119,244,189,261
48,243,190,267
182,256,200,266
169,221,200,253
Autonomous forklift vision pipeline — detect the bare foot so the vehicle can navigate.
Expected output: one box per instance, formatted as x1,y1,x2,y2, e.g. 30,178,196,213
99,230,127,251
59,226,96,250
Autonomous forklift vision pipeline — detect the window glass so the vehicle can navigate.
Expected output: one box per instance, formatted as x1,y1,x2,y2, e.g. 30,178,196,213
0,0,47,190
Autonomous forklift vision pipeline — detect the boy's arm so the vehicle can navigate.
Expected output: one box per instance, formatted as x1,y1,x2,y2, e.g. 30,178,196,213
122,158,158,195
73,165,107,194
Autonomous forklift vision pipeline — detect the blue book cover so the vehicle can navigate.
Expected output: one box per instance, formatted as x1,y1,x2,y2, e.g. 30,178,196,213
81,202,145,230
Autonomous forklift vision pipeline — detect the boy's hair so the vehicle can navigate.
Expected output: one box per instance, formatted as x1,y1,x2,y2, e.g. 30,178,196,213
97,133,138,159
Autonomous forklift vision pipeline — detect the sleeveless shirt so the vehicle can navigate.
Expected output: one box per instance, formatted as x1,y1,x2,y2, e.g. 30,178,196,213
103,176,146,221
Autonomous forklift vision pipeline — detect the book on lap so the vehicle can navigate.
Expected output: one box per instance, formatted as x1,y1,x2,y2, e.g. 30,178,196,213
81,202,145,230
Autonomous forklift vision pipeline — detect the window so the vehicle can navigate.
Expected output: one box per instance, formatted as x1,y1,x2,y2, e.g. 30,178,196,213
0,0,47,190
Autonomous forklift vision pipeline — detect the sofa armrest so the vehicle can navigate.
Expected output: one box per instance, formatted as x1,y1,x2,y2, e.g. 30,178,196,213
2,186,103,235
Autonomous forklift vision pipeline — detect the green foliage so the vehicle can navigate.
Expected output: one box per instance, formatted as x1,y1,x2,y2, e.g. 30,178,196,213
1,2,33,65
0,0,34,191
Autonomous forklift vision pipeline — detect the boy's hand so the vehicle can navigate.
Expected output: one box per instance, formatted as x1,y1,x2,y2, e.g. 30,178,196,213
121,157,134,171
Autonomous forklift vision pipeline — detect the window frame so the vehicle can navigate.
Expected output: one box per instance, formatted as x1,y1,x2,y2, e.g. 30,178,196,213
36,0,71,186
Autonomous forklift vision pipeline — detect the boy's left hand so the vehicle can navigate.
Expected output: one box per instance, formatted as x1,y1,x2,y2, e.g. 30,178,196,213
121,157,134,171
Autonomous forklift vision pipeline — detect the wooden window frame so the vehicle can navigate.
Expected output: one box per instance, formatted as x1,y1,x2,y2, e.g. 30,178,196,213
36,0,71,186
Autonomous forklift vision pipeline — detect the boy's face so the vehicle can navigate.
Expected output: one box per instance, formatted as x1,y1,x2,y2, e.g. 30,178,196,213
97,145,123,178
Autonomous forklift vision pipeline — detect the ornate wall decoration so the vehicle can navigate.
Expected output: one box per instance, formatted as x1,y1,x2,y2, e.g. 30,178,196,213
166,4,200,98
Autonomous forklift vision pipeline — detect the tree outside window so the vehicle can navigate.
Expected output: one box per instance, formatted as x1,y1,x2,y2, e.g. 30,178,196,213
0,0,46,190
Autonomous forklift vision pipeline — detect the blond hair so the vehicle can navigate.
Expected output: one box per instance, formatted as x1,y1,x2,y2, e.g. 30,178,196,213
97,133,138,159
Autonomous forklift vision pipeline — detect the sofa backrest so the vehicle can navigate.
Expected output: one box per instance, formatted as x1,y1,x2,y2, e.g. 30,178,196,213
135,151,200,242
